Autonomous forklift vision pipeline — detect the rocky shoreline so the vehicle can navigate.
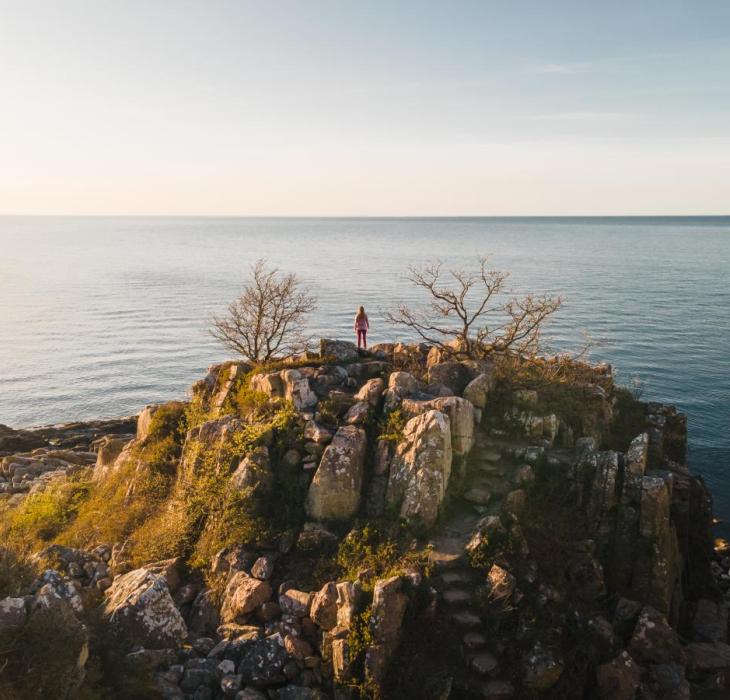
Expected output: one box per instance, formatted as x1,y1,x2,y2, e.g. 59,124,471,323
1,339,728,699
0,417,136,500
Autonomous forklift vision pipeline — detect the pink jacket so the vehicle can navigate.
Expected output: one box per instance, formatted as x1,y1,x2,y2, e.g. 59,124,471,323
355,314,369,331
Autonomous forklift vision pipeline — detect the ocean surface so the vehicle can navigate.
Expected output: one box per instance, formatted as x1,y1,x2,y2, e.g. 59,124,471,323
1,217,729,530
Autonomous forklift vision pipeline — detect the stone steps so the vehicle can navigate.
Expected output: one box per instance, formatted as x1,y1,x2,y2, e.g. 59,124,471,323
430,432,525,698
442,588,473,606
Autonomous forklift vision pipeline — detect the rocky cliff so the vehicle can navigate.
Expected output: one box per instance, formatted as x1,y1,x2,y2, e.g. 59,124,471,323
0,339,725,699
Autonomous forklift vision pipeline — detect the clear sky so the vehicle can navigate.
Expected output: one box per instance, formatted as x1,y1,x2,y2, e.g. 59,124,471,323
1,0,728,215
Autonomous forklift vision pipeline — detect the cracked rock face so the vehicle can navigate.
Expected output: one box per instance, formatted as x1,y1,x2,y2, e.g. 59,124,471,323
401,395,475,457
305,426,367,521
237,636,291,687
103,567,188,649
386,409,452,526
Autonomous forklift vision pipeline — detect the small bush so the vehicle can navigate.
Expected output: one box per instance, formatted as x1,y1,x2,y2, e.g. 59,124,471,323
379,409,406,443
230,383,270,419
336,523,429,591
145,401,187,445
184,394,209,432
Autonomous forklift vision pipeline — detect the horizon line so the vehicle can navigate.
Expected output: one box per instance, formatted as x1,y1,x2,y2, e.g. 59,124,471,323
1,213,729,219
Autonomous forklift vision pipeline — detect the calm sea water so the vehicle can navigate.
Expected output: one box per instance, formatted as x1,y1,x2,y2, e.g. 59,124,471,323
1,217,729,527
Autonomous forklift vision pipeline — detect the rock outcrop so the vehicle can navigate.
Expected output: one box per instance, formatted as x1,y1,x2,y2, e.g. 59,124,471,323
103,567,188,649
387,409,453,525
0,337,723,700
250,369,318,410
401,395,475,457
306,426,367,520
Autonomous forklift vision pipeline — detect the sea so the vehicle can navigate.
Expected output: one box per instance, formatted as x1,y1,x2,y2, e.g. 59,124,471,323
1,216,729,531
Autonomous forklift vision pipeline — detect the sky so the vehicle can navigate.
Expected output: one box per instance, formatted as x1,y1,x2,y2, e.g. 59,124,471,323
0,0,729,216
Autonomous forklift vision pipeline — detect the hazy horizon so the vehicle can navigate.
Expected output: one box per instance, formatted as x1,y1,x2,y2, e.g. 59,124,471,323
1,1,729,216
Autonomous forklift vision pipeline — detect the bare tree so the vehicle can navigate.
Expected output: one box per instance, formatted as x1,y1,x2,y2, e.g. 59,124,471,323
386,257,562,359
210,260,316,363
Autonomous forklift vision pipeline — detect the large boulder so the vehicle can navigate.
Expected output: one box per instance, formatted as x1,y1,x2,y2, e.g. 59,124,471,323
93,436,129,481
237,636,290,687
631,473,681,618
249,371,284,398
596,651,641,700
462,372,494,409
626,433,649,476
344,401,370,426
335,581,362,628
627,606,686,666
365,576,409,685
230,446,273,495
103,567,188,649
384,371,419,412
250,370,317,409
522,641,563,690
401,396,475,457
305,426,367,521
310,581,338,631
692,599,728,643
355,378,385,407
281,369,318,409
220,572,272,623
320,339,359,363
279,588,313,618
386,410,453,525
686,641,730,676
427,361,472,395
137,405,159,442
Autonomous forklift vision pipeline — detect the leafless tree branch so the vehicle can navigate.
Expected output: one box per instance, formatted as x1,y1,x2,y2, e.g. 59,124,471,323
210,259,316,363
386,256,562,359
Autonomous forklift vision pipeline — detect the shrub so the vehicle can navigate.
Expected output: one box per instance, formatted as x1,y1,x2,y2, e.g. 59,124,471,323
230,383,270,419
144,401,187,445
378,409,406,443
316,396,342,429
336,523,429,592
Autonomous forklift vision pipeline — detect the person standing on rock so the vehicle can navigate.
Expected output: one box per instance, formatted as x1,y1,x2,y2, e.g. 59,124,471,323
354,306,369,350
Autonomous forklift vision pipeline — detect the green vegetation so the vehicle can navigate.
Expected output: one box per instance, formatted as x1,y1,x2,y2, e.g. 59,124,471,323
378,409,405,443
315,395,343,429
336,522,430,592
488,352,616,442
3,478,91,546
0,377,300,576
